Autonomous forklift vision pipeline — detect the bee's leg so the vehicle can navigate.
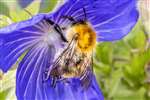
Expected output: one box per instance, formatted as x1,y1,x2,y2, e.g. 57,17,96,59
51,77,57,88
80,67,93,89
43,66,53,81
50,70,59,87
58,77,70,84
51,76,69,87
42,68,50,83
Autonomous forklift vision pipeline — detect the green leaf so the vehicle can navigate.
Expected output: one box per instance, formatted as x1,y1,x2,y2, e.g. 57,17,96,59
0,70,16,100
114,87,146,100
123,49,150,89
0,15,13,28
25,0,41,15
125,21,146,50
9,0,41,22
0,70,16,92
107,69,123,98
113,41,131,60
94,61,111,77
95,42,113,65
0,1,9,16
40,0,58,13
0,88,10,100
9,8,25,22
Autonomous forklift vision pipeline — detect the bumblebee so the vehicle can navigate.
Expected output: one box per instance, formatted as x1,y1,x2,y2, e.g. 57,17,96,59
45,8,96,88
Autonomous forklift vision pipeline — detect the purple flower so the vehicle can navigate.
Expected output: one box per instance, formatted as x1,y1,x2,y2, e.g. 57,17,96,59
0,0,138,100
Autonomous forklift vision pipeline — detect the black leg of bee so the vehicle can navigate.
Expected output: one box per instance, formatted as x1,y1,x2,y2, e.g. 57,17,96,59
51,75,67,87
43,67,53,81
58,77,70,85
42,71,61,88
42,68,52,84
42,68,49,82
51,77,57,88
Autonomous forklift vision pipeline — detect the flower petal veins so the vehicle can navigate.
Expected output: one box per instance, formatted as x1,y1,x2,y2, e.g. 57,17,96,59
0,13,104,99
0,14,46,72
16,42,103,99
0,0,139,100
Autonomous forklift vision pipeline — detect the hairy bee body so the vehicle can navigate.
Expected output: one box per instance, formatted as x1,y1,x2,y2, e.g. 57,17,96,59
46,21,96,88
66,22,96,53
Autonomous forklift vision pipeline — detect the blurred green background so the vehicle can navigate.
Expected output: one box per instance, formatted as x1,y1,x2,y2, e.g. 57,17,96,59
0,0,150,100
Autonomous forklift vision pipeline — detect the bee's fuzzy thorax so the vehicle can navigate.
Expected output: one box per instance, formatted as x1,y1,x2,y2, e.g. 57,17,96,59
66,22,96,53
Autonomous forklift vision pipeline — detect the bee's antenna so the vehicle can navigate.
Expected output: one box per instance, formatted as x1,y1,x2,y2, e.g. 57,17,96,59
83,7,87,21
54,24,68,42
45,18,68,42
61,15,77,23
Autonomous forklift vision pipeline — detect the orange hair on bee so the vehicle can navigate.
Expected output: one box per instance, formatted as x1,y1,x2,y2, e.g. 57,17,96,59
66,22,96,53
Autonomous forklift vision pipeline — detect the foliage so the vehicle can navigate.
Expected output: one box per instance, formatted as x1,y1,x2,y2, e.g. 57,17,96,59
94,21,150,100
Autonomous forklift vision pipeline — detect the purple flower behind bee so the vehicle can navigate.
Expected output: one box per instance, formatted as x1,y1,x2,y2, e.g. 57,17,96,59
0,0,138,100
